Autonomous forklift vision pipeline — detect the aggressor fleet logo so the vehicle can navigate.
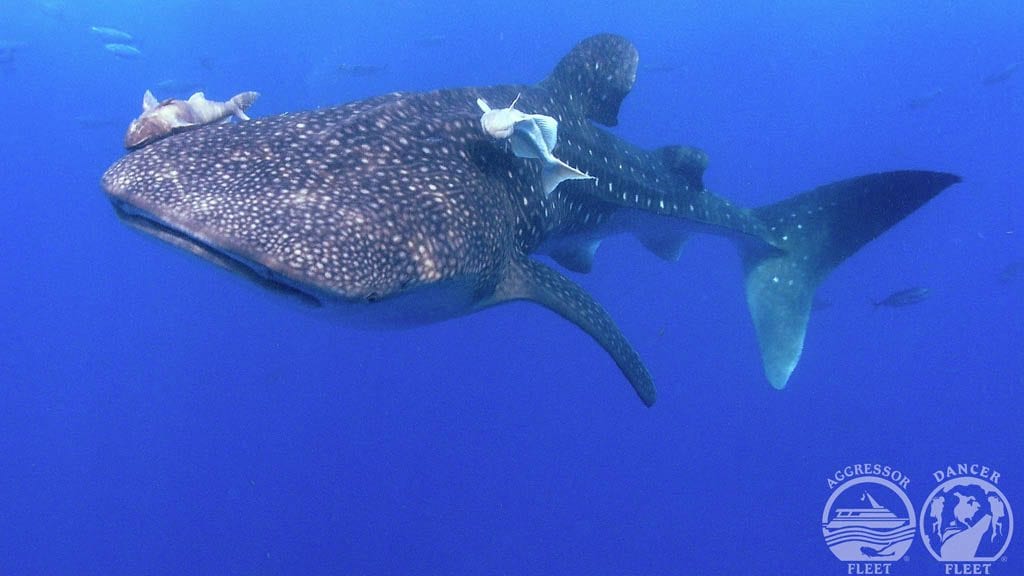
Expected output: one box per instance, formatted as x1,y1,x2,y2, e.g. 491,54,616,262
823,464,916,574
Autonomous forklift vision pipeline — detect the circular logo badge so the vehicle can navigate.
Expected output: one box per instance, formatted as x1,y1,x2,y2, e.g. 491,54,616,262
919,477,1013,561
822,476,916,561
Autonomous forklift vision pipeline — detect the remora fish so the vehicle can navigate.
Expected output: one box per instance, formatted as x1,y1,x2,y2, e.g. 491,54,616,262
0,41,27,65
873,287,931,308
101,34,961,405
90,26,134,43
983,61,1021,86
908,88,943,109
104,43,142,60
124,90,260,150
336,63,388,77
477,95,594,195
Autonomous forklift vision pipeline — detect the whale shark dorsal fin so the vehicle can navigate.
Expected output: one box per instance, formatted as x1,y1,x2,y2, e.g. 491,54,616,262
540,34,638,126
142,90,159,111
488,258,656,406
188,92,206,103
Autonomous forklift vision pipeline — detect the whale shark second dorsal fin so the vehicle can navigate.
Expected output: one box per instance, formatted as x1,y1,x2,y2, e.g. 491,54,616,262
658,145,709,190
540,34,638,127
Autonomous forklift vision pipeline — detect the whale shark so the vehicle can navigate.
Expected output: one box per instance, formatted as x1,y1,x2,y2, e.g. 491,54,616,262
101,34,960,405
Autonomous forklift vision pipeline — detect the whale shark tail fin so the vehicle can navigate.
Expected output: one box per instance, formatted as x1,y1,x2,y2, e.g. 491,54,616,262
540,34,638,127
741,171,961,389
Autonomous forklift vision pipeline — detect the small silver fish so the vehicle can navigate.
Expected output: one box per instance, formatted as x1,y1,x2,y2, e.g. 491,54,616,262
124,90,260,150
0,40,27,65
336,63,387,77
983,61,1022,86
873,287,931,307
104,43,142,60
908,88,943,110
90,26,134,43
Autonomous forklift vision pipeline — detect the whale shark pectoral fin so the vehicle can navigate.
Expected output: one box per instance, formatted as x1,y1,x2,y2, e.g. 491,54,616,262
541,158,594,196
489,258,656,406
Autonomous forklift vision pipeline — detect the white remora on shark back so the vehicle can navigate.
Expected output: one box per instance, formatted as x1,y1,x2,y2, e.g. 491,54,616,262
477,97,593,196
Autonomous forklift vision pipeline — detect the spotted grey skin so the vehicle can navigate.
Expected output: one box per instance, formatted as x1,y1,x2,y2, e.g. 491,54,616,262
101,34,960,405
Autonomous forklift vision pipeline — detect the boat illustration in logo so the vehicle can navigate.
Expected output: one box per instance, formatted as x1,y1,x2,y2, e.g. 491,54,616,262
826,492,909,530
822,486,917,562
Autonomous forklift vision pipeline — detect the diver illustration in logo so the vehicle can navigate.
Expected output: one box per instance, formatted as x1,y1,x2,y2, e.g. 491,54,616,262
822,477,916,562
920,477,1013,562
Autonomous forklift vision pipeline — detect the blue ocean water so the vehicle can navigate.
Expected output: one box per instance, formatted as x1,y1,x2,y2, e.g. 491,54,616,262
1,1,1021,574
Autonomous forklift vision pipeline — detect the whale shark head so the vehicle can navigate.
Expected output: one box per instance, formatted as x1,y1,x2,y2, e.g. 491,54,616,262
104,92,522,319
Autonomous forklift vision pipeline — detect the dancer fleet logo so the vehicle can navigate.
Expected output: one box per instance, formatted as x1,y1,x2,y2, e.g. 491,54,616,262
920,464,1012,573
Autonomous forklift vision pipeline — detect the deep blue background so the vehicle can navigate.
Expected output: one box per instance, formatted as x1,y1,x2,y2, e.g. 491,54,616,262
1,1,1021,574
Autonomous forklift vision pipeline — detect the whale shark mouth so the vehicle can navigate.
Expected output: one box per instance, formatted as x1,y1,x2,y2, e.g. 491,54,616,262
111,199,323,308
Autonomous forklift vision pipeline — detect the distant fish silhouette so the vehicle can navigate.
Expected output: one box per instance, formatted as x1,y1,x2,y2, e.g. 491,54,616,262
873,287,931,308
336,63,388,77
38,1,67,21
104,43,142,60
90,26,135,44
156,78,205,95
415,34,450,48
0,41,27,65
908,89,943,110
811,296,833,311
640,63,679,74
983,61,1021,86
997,260,1024,284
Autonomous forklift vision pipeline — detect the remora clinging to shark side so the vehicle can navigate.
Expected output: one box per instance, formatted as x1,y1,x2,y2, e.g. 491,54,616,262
101,34,960,405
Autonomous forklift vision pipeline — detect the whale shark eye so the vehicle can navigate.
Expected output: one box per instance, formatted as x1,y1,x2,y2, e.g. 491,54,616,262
365,291,382,302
